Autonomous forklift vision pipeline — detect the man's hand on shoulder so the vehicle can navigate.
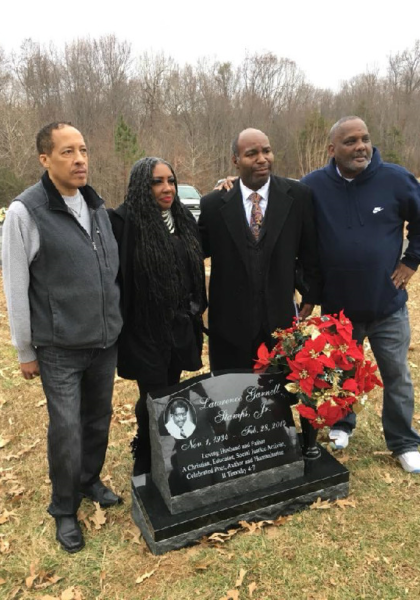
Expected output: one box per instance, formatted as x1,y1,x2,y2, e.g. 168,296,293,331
391,263,416,290
214,176,238,191
298,303,314,320
20,360,40,380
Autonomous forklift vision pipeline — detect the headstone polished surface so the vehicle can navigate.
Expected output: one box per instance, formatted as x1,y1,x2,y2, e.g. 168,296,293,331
147,372,304,514
133,371,349,554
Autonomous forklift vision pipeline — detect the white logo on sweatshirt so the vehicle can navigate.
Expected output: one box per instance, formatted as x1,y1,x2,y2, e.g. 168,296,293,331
373,207,384,214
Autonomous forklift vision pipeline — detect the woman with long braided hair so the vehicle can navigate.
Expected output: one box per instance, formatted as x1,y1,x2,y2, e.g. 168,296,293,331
109,157,206,475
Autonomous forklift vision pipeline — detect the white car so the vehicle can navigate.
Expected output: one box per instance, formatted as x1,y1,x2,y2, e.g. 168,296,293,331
178,184,201,220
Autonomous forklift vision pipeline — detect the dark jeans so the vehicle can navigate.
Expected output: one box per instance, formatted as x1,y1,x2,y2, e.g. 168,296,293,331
37,343,117,516
133,355,182,475
333,306,420,455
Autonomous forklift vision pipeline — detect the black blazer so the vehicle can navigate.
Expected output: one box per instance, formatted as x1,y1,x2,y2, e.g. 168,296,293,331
198,176,322,348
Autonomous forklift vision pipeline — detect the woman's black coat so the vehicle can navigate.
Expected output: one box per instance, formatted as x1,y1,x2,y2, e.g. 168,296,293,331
108,204,205,385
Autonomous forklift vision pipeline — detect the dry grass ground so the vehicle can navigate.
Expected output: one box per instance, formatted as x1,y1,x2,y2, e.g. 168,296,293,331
1,272,420,600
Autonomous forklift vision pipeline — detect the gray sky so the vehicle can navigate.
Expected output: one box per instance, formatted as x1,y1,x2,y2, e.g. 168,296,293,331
2,0,419,90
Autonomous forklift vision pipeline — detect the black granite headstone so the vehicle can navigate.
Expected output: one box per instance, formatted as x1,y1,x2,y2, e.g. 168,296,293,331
147,372,304,513
132,371,350,554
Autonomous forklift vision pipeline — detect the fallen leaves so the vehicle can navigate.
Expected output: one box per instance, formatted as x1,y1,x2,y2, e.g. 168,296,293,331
0,435,11,448
206,529,238,544
202,515,291,547
39,587,83,600
77,510,91,531
383,472,395,484
135,569,157,585
238,520,267,535
25,562,63,591
25,562,38,589
135,558,164,585
235,568,247,587
310,496,357,511
334,497,357,509
310,497,332,510
89,503,107,530
123,526,142,545
219,591,239,600
0,509,18,525
0,535,11,554
112,403,137,426
219,568,258,600
3,438,41,461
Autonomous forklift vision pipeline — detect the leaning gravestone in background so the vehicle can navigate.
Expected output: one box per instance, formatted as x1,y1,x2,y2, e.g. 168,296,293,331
131,371,349,555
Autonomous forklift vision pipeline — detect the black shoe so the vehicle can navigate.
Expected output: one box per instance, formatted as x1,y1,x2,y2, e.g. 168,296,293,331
81,480,122,508
55,516,85,554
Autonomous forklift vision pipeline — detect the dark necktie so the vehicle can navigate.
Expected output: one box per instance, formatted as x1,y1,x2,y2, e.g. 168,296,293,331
249,192,263,240
179,428,186,438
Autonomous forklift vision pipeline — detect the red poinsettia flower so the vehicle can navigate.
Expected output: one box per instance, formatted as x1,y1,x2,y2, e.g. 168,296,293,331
286,355,325,396
318,311,354,346
332,395,358,412
254,343,273,372
354,360,383,393
317,400,347,427
296,404,326,429
293,335,335,369
331,339,364,371
297,404,318,421
252,310,382,432
342,378,359,394
313,377,332,389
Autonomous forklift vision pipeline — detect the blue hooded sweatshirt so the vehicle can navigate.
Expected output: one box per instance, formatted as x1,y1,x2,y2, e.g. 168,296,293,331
302,148,420,322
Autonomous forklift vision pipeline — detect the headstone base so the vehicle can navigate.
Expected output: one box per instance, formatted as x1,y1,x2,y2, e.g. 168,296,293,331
131,442,349,555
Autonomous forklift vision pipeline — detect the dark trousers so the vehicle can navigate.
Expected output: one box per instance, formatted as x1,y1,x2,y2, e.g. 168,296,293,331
331,306,420,455
209,330,273,372
133,354,183,475
37,343,117,516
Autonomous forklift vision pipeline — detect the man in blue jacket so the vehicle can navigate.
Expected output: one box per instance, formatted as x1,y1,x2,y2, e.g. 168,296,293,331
302,116,420,473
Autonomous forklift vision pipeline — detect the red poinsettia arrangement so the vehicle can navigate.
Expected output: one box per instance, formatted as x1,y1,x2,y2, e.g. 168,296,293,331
254,311,383,429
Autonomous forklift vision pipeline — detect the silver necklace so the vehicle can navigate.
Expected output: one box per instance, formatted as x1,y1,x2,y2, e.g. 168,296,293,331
162,209,175,233
67,196,83,218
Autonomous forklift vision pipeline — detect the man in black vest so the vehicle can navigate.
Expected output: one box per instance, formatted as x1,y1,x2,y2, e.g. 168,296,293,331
198,128,321,371
2,122,123,553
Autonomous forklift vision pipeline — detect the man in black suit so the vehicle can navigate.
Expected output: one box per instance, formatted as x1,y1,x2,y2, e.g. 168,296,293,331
198,128,321,371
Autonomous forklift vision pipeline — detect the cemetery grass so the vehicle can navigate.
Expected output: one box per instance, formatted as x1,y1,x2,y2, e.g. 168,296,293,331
1,273,420,600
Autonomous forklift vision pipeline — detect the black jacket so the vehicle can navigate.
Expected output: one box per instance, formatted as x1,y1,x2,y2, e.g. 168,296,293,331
109,204,205,384
199,176,321,349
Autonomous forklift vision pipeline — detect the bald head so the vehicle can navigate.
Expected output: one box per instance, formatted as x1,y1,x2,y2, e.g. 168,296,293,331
232,128,267,157
231,128,274,190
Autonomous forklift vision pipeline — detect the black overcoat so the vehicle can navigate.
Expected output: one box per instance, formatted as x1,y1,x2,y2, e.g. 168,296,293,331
198,176,322,353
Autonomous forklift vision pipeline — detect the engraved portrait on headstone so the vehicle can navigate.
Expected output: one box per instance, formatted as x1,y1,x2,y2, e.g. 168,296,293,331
164,398,197,440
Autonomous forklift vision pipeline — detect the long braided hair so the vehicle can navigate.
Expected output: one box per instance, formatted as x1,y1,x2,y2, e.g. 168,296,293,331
124,157,204,345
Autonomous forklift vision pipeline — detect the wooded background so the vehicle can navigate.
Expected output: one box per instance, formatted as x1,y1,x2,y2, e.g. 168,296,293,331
1,36,420,207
